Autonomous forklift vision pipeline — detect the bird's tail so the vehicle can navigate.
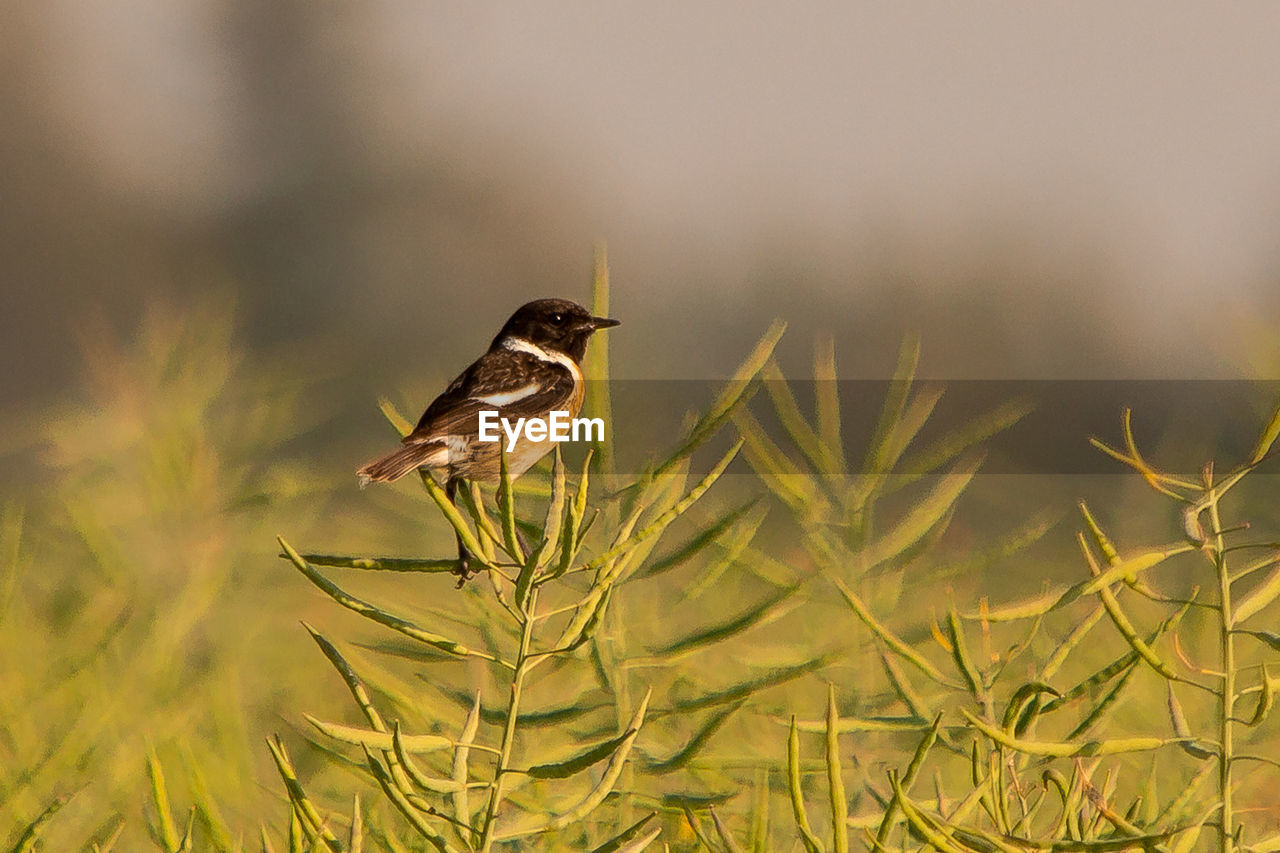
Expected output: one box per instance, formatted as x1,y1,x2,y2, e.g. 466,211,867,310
356,442,444,487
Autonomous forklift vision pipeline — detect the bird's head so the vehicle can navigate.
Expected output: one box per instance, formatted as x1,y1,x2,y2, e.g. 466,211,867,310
493,298,619,362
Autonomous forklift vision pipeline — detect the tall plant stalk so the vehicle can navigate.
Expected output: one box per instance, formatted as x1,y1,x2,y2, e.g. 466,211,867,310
477,586,539,852
1209,495,1235,853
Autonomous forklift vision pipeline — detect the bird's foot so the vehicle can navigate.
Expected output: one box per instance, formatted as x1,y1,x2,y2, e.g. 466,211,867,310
453,550,474,589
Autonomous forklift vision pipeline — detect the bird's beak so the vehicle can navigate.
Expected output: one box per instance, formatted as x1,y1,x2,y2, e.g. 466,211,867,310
590,317,621,329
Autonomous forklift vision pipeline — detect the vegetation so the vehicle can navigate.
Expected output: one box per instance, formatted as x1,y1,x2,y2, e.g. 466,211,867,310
4,271,1280,851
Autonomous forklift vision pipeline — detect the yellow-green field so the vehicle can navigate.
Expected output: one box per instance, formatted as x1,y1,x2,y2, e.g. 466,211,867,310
4,273,1280,853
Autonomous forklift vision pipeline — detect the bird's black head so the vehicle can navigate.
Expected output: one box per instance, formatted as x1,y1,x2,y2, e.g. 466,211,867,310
492,298,620,362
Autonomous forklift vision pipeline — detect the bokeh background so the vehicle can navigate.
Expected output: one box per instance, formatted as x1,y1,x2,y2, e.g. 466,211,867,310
4,3,1280,848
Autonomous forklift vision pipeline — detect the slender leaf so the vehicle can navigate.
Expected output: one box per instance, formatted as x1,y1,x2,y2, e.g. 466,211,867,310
831,576,951,685
1246,664,1275,726
267,737,342,853
281,541,505,666
1063,662,1138,741
710,805,746,853
305,716,450,753
787,716,826,853
8,794,73,853
654,321,785,478
947,605,984,699
658,655,835,717
1233,560,1280,625
1165,684,1215,760
497,449,525,563
1001,683,1061,733
826,685,849,853
147,746,180,852
642,703,742,773
584,441,744,573
418,474,495,570
961,710,1171,757
875,714,942,851
761,358,837,476
588,813,661,853
860,455,984,574
1249,399,1280,465
450,692,481,846
813,334,846,476
521,729,637,779
633,500,760,580
361,748,455,853
551,450,593,578
654,586,801,657
348,795,363,853
291,553,458,573
390,723,465,793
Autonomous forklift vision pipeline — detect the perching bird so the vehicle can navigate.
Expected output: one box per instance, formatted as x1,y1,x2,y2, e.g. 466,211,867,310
357,298,619,582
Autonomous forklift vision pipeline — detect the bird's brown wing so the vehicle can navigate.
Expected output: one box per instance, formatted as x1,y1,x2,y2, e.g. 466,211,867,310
405,348,577,445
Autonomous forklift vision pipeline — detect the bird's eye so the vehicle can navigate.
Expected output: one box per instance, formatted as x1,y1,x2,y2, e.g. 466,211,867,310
549,313,566,326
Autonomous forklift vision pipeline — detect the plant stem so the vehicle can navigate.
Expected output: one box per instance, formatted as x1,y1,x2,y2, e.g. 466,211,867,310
478,588,539,852
1209,497,1235,853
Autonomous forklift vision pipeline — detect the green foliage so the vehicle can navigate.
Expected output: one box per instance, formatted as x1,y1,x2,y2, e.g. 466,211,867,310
0,299,337,851
777,398,1280,853
8,271,1280,853
270,260,805,850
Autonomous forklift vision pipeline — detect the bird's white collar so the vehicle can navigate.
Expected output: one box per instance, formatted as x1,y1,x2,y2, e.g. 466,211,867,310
501,337,580,376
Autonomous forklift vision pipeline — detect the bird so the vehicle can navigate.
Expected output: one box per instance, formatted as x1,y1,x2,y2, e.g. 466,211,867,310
357,298,619,583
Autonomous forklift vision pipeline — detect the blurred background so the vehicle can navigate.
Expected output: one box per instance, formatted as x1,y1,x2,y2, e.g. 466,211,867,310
5,2,1280,847
6,1,1280,413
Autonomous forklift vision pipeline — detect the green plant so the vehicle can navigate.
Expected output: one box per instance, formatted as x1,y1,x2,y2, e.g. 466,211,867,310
0,298,331,851
779,399,1280,853
655,330,1034,845
272,258,828,850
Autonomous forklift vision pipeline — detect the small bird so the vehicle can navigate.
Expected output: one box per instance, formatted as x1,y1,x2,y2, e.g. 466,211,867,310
357,298,619,582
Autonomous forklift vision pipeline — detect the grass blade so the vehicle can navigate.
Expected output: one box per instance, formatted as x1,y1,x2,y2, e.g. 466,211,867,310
787,716,826,853
348,795,363,853
146,746,180,851
653,320,785,479
813,334,846,477
584,441,743,574
588,813,660,853
642,703,742,773
497,449,525,563
710,806,746,853
291,553,459,573
450,692,481,845
826,685,849,853
267,737,342,853
830,576,952,685
520,729,637,779
361,748,455,853
960,710,1171,757
281,541,506,666
8,794,73,853
875,713,942,851
304,716,450,753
